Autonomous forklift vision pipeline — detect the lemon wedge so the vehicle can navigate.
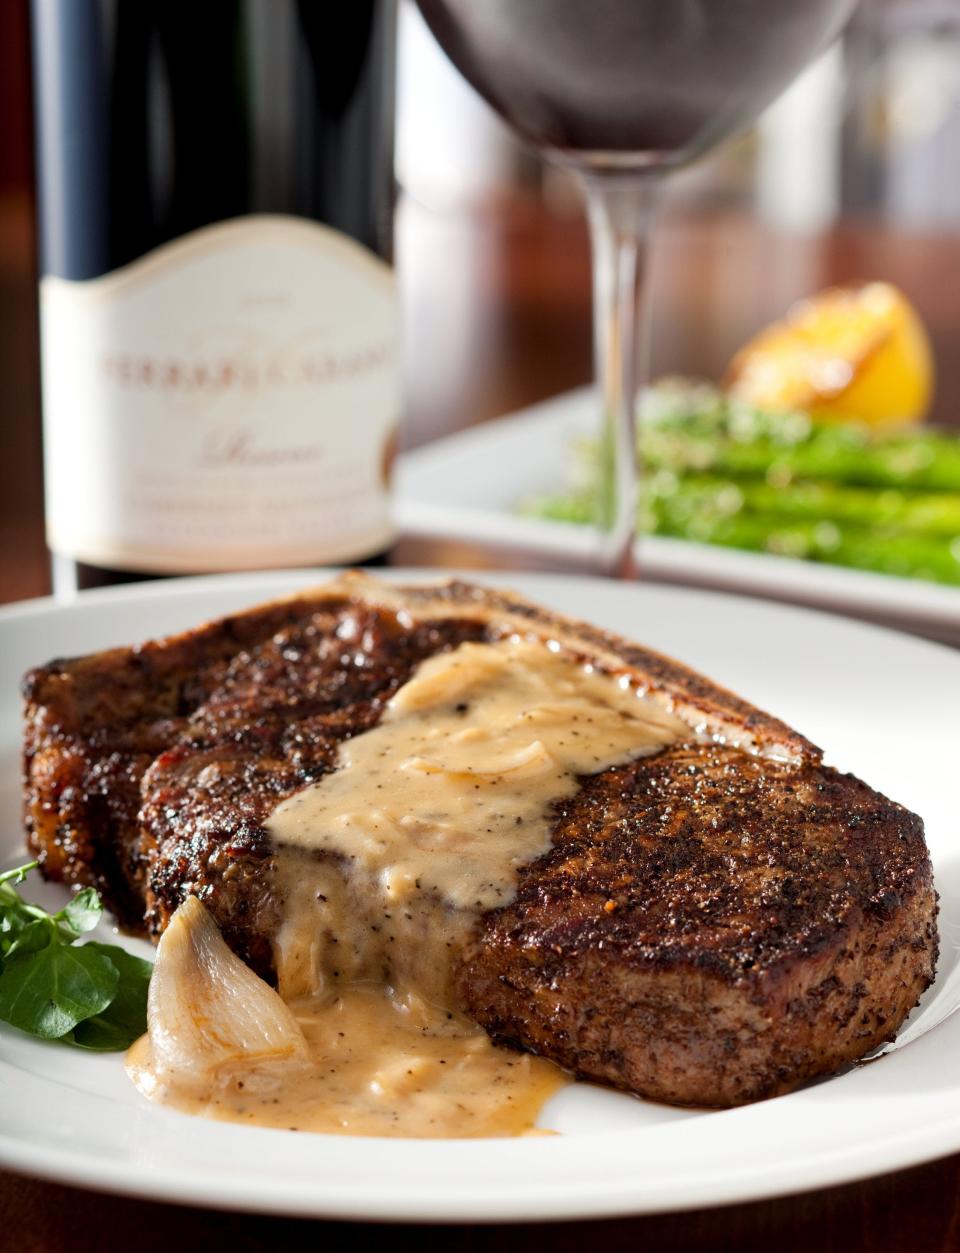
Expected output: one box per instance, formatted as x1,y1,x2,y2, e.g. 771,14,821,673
724,282,934,429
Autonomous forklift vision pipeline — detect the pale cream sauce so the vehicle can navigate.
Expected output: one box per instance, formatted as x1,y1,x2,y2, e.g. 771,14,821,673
129,986,568,1138
131,637,687,1137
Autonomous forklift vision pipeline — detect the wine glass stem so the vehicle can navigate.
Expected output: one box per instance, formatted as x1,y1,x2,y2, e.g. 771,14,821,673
582,174,658,579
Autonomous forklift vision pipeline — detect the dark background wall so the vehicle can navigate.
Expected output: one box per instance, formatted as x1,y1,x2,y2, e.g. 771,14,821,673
0,0,45,601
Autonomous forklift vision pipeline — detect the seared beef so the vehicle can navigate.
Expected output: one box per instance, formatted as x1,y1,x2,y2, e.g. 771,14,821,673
460,743,934,1105
21,575,937,1106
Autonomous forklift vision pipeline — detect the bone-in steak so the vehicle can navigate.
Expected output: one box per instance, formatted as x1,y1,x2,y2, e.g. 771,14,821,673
21,575,937,1106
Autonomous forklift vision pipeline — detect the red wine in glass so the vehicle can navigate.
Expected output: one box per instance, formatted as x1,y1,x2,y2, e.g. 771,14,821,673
417,0,859,573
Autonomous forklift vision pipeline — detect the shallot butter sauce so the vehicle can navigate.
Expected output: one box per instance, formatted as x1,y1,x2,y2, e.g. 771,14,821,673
128,637,686,1137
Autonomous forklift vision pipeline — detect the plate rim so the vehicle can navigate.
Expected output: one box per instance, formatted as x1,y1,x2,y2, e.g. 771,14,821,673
1,567,958,1222
1,1115,960,1223
4,563,960,661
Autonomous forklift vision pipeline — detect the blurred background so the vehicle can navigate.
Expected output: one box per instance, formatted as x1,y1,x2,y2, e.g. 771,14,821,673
397,0,960,439
2,0,960,603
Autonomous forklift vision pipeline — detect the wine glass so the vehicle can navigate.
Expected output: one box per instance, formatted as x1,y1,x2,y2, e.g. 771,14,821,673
415,0,858,577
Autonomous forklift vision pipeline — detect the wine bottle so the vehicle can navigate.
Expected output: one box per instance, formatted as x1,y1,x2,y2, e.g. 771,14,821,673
31,0,398,594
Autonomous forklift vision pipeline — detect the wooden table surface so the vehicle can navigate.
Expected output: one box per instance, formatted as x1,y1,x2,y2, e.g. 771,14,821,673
2,188,960,1250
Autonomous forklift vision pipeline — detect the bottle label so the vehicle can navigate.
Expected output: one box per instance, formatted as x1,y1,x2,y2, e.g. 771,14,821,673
40,215,398,571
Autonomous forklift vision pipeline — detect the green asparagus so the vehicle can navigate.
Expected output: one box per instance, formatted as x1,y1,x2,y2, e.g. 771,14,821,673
641,382,960,491
521,381,960,586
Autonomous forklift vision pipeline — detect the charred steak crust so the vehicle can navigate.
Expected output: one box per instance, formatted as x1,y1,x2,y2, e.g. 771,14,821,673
22,593,358,923
21,575,938,1107
458,744,936,1106
139,608,488,971
21,576,812,924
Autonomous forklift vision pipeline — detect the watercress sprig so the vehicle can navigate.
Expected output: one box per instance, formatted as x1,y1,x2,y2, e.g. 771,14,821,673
0,862,151,1050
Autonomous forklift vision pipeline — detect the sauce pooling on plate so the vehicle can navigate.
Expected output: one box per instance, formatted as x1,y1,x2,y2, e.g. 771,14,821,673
128,638,686,1137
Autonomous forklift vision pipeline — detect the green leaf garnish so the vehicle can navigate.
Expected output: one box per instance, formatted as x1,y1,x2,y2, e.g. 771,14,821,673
0,943,118,1038
59,887,103,937
3,917,53,961
69,945,153,1051
0,862,151,1049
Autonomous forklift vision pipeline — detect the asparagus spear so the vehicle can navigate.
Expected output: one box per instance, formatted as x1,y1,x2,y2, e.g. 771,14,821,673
647,483,960,586
521,382,960,586
650,474,960,538
523,482,960,585
641,383,960,491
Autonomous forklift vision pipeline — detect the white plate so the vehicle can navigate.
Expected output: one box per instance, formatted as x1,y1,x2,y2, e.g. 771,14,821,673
1,569,959,1222
396,389,960,645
